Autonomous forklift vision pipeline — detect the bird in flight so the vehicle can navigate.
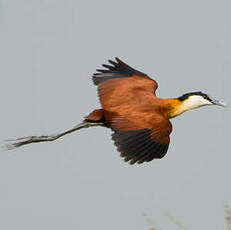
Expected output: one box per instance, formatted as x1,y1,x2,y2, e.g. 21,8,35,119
5,58,226,164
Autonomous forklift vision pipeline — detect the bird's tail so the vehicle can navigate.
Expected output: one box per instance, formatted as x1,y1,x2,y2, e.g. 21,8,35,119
84,109,105,123
3,121,103,150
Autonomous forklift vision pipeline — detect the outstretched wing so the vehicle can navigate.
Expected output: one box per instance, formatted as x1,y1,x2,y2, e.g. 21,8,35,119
106,112,172,164
92,58,158,109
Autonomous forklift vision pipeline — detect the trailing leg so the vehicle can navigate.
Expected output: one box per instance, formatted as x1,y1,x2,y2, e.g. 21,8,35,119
4,121,103,150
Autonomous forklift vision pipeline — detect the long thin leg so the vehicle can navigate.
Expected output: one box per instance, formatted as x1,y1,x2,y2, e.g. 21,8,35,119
3,122,104,150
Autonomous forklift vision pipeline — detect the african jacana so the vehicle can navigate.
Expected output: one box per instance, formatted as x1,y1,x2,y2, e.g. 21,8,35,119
5,58,226,164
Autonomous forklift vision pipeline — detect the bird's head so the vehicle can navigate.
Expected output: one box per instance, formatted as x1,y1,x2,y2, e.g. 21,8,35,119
167,91,226,119
178,91,226,109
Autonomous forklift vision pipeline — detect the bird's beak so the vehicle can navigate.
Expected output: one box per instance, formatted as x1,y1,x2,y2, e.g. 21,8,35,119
211,99,227,107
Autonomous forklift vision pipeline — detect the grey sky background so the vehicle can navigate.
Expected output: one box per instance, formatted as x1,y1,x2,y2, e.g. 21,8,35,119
0,0,230,229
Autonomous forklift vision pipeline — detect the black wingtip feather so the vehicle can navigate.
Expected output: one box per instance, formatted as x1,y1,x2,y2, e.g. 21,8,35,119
112,129,169,165
115,57,121,62
108,59,117,65
92,57,147,86
102,64,114,70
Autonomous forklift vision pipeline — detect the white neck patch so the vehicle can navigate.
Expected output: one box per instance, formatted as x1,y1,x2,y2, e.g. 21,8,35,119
182,95,213,111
